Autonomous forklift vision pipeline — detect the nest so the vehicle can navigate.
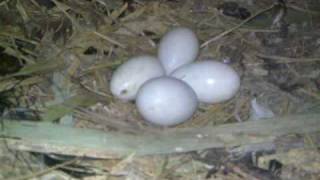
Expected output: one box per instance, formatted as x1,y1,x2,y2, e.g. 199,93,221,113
0,0,320,179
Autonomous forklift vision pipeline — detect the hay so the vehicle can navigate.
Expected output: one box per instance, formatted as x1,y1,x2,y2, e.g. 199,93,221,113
0,0,320,179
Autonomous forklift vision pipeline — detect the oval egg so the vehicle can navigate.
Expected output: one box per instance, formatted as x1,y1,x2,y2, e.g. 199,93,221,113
171,60,240,104
136,77,198,126
158,27,199,75
110,55,165,101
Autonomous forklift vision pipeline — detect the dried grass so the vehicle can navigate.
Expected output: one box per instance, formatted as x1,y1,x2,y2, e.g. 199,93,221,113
1,0,320,179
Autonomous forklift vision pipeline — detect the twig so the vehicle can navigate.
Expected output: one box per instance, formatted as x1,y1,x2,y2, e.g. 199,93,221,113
0,0,11,6
0,33,39,45
51,0,80,29
297,89,320,101
75,108,142,134
201,4,275,48
13,157,81,180
93,31,126,49
255,54,320,64
287,4,320,15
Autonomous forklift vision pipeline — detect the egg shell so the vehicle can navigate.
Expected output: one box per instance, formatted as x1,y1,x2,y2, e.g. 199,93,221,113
110,55,165,101
158,27,199,75
171,60,240,104
136,77,198,126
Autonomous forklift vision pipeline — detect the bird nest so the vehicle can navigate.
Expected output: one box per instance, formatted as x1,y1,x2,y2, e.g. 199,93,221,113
0,0,320,179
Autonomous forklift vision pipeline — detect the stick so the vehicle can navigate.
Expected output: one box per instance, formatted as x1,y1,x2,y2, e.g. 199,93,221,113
1,113,319,159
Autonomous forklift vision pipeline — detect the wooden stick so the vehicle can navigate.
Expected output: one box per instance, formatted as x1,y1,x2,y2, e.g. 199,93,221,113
1,113,319,159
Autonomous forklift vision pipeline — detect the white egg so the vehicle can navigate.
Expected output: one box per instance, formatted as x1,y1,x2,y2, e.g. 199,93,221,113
136,77,198,126
110,55,165,101
158,27,199,75
171,60,240,104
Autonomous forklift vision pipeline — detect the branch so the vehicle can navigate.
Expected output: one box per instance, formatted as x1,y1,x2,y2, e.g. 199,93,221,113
1,113,319,159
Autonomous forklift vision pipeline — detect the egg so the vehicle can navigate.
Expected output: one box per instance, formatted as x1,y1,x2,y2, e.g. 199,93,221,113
136,77,198,126
110,55,165,101
158,27,199,75
171,60,240,104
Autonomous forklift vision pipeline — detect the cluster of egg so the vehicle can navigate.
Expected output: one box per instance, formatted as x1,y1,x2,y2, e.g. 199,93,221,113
110,27,240,126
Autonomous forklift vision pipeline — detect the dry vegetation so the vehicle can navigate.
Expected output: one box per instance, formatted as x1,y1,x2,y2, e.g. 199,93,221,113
0,0,320,179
